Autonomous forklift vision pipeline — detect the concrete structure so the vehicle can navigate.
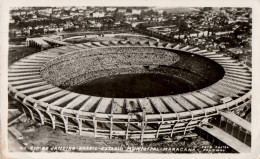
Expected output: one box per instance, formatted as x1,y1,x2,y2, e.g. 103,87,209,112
38,8,52,16
106,7,117,12
198,123,250,153
197,111,251,152
118,9,127,13
26,37,70,50
42,37,70,46
91,12,105,18
132,9,142,15
26,38,51,50
8,40,251,141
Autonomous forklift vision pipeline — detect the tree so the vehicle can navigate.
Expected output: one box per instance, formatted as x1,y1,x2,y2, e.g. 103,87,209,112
126,8,132,13
203,7,213,11
113,12,125,21
177,19,189,36
234,21,251,39
162,11,168,17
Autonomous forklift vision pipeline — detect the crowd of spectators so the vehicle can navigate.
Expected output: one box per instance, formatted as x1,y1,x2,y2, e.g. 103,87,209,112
40,46,223,90
41,47,178,86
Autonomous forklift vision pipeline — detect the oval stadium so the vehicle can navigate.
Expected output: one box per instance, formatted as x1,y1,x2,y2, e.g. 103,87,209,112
8,39,251,140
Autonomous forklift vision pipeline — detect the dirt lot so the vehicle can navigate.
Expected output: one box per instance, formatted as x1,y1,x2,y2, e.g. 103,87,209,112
9,114,216,153
9,46,39,66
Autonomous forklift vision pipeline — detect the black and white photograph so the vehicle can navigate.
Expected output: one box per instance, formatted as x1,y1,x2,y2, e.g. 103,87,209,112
1,0,260,159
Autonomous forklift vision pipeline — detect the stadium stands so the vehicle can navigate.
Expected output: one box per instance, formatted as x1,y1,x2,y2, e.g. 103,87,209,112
8,40,251,139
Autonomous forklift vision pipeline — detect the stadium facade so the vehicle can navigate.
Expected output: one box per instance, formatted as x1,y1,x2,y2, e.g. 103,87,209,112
8,40,251,139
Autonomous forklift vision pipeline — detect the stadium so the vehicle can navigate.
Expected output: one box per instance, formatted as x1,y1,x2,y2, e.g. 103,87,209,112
8,39,251,141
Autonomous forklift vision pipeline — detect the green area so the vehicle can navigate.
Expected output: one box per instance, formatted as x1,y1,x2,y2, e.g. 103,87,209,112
9,46,39,66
